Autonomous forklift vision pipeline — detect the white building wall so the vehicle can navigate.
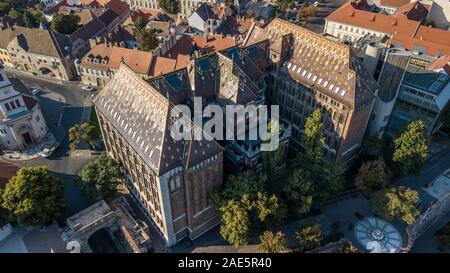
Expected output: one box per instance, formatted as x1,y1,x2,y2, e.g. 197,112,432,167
324,20,387,42
188,12,207,33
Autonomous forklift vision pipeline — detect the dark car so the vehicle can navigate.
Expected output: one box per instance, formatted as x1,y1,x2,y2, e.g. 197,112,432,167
91,139,105,151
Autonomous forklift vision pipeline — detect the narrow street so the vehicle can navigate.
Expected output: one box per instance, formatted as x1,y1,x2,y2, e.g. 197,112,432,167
4,70,98,216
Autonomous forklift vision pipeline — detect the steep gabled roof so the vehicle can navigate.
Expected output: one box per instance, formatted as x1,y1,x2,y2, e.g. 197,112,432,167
244,18,378,108
2,26,71,58
93,64,222,175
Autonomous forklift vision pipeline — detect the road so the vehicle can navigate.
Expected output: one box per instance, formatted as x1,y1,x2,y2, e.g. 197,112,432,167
5,70,98,217
305,0,348,34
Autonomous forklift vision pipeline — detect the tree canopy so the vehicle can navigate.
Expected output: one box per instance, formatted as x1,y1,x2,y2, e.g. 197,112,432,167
296,223,323,252
354,158,390,197
68,122,99,151
283,168,314,217
392,120,429,176
51,13,80,35
157,0,179,14
372,186,420,224
135,29,159,52
297,3,317,25
0,167,66,225
219,198,251,247
302,108,325,167
258,231,289,253
78,155,122,201
214,170,285,247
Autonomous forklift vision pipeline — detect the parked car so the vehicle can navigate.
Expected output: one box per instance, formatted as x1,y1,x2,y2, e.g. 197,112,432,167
82,85,96,92
41,148,52,158
91,139,105,151
31,89,40,95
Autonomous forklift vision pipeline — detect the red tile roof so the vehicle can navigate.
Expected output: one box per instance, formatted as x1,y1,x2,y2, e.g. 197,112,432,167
379,0,410,8
393,1,429,21
80,44,153,74
0,160,19,188
165,34,236,59
426,55,450,75
326,1,421,36
391,26,450,56
130,9,161,23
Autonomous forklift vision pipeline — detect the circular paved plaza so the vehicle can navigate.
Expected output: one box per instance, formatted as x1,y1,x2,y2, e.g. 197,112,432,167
354,217,403,253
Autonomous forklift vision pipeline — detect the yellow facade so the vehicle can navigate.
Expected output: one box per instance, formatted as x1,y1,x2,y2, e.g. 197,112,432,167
0,48,12,67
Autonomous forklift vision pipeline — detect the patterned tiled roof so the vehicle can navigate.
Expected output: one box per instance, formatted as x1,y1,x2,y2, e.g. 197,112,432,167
244,18,378,107
93,64,222,175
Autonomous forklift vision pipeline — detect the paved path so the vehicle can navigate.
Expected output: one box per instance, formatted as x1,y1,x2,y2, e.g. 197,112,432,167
4,71,99,216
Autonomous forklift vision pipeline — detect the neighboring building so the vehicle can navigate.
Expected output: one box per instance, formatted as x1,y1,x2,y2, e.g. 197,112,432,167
180,0,224,18
0,27,13,68
215,16,255,42
370,0,411,15
242,0,276,23
384,57,450,137
187,3,230,36
244,19,379,165
0,65,49,151
0,26,76,80
124,0,159,10
164,34,237,60
93,64,224,246
41,0,63,11
76,43,153,87
324,0,429,43
364,45,450,138
426,0,450,30
0,16,20,29
69,0,130,58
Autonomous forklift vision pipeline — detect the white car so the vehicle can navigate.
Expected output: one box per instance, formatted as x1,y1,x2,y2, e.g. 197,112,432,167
82,86,96,92
41,148,52,158
31,89,40,95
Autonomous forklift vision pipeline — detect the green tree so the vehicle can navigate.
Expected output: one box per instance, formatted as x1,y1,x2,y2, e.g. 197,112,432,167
219,198,250,247
68,122,99,151
7,8,24,25
258,231,289,253
0,167,66,225
297,3,317,24
302,108,325,167
22,10,38,28
392,120,429,176
157,0,179,14
316,162,345,201
354,158,390,197
335,242,360,253
435,222,450,248
262,120,286,189
283,168,313,217
135,29,159,52
362,135,384,157
214,170,264,206
296,223,323,252
0,3,12,17
51,13,80,35
133,16,146,31
215,171,284,246
78,155,122,201
253,192,279,222
372,186,420,224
